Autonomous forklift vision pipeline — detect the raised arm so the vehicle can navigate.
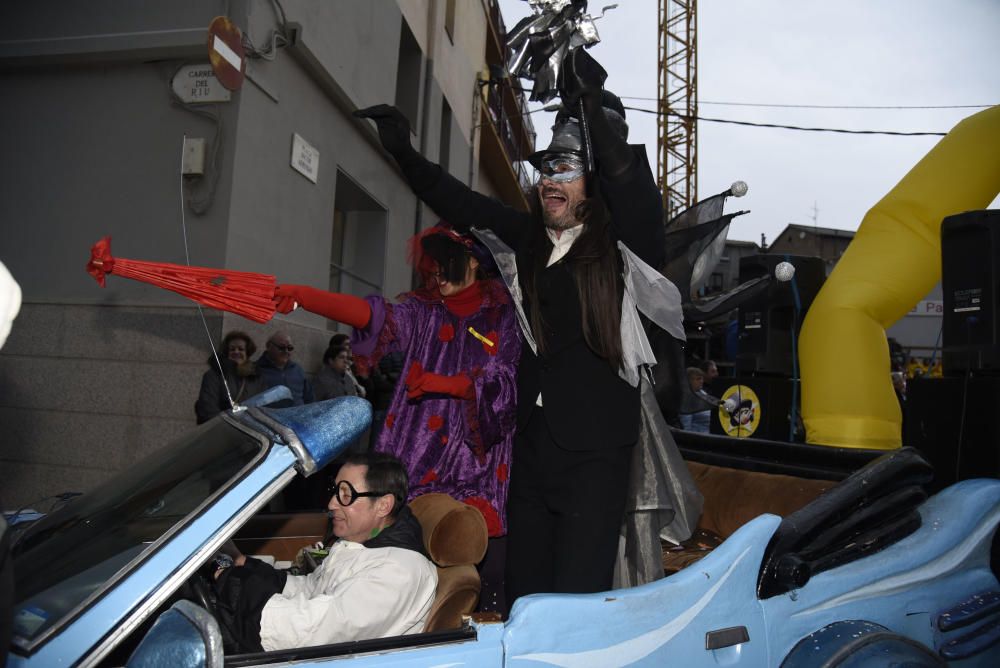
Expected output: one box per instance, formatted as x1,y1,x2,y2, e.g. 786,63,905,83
561,50,665,268
354,105,529,249
273,285,371,328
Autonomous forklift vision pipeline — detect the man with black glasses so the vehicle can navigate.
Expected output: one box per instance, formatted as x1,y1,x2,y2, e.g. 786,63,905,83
256,330,314,406
211,453,437,653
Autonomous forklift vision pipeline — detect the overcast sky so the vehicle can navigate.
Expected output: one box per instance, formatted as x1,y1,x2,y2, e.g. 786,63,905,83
497,0,1000,245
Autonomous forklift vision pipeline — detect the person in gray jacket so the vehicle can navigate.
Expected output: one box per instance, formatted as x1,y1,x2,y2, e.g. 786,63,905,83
314,345,360,401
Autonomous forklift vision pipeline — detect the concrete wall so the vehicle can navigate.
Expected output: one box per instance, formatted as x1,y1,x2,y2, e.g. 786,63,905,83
0,0,487,508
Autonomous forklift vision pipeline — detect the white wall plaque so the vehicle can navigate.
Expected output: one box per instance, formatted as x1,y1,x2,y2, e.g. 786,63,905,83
170,64,232,104
291,133,320,184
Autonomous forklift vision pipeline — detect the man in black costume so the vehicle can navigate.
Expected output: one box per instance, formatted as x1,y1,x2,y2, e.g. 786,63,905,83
355,49,664,607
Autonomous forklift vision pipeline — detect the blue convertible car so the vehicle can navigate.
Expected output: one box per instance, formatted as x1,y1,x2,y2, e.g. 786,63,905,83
5,395,1000,667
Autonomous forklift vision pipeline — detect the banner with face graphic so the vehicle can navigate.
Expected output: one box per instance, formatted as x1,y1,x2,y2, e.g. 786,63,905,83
718,384,761,438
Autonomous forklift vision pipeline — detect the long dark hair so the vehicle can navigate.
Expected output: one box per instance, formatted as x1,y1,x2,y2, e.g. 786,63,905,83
524,192,624,370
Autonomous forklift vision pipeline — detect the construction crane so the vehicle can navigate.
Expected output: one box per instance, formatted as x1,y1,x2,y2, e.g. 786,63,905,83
657,0,697,221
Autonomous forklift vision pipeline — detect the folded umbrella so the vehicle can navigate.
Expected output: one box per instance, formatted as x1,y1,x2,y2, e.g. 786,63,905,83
86,236,276,323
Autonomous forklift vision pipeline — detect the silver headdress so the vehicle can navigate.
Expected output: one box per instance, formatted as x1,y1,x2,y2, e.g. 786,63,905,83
506,1,617,103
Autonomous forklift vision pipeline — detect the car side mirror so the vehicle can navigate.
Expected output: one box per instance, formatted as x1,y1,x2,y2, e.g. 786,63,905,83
126,600,223,668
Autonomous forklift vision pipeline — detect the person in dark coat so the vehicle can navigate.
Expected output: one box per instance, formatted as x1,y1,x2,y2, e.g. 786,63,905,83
354,48,665,606
195,330,266,424
256,331,313,406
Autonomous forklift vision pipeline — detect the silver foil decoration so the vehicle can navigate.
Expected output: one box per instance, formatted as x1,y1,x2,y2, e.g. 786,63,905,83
506,0,613,102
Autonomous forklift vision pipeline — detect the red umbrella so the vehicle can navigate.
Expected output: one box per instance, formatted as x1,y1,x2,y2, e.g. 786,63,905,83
86,236,277,323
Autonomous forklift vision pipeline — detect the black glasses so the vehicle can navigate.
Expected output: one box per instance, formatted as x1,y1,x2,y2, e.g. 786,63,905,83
269,343,294,352
330,480,389,506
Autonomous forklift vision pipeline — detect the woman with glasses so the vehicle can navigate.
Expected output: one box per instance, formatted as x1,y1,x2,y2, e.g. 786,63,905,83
194,330,266,424
273,225,519,612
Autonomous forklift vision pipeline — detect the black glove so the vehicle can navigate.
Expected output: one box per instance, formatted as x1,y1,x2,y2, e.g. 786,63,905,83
559,49,634,179
353,104,414,157
213,557,288,654
558,48,608,115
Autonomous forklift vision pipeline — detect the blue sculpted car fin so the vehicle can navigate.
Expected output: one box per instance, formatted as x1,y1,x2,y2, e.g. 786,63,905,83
126,600,223,668
248,397,372,477
241,385,293,409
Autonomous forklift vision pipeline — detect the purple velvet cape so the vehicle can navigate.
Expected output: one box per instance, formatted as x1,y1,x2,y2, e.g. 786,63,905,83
351,279,520,536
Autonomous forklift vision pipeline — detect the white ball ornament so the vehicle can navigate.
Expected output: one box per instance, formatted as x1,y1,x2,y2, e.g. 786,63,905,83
775,261,796,282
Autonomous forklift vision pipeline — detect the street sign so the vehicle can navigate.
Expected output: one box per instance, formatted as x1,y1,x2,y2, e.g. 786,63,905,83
208,16,245,91
171,64,231,104
291,133,320,184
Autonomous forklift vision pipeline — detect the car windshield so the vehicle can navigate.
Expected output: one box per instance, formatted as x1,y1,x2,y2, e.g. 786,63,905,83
10,418,265,643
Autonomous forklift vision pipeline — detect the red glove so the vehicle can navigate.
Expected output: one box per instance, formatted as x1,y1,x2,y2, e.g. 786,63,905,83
273,285,371,329
405,362,474,400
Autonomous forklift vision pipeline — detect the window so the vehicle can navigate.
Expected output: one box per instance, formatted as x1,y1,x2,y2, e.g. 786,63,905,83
708,272,725,293
444,0,456,43
394,20,422,131
439,99,452,174
330,171,387,330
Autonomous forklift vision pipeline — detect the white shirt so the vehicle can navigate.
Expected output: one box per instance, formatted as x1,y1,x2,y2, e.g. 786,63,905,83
545,224,584,267
536,225,585,405
258,540,438,651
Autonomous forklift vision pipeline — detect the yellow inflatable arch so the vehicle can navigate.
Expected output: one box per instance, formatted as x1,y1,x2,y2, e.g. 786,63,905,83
800,106,1000,449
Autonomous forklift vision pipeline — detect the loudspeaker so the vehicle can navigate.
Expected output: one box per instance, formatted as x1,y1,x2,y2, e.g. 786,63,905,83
904,375,1000,492
735,255,827,376
942,210,1000,375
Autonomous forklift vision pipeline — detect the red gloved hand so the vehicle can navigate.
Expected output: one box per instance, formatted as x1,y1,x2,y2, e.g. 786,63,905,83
405,361,426,398
272,285,371,329
405,362,474,400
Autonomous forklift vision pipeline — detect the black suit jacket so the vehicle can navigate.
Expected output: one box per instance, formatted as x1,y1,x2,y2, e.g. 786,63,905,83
401,147,664,450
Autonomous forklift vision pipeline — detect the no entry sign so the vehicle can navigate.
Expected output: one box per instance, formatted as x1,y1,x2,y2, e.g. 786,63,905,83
208,16,246,91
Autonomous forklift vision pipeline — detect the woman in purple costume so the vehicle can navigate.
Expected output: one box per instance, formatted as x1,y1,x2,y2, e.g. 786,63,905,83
274,226,519,610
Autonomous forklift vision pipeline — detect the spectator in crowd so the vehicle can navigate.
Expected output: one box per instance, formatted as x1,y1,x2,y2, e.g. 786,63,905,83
679,367,720,433
195,330,266,424
256,331,313,406
699,359,719,384
907,357,928,379
211,452,437,652
892,371,907,405
330,332,369,398
892,370,907,437
314,345,360,401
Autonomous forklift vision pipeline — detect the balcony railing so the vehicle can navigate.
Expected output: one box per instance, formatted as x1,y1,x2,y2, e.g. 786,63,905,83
483,0,537,193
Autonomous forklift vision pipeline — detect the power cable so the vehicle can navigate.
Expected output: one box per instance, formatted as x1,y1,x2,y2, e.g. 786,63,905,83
624,105,948,136
492,80,956,134
618,96,996,110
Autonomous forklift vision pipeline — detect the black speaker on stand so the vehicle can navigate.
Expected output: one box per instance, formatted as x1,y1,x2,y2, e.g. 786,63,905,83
942,210,1000,375
906,210,1000,491
735,255,827,376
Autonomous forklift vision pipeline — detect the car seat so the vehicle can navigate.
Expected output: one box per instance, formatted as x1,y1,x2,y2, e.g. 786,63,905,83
409,493,488,632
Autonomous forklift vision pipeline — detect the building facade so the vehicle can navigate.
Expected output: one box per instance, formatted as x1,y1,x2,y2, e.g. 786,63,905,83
766,224,854,276
0,0,534,507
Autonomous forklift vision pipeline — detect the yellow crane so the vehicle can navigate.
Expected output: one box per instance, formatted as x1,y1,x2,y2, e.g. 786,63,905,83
657,0,697,221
